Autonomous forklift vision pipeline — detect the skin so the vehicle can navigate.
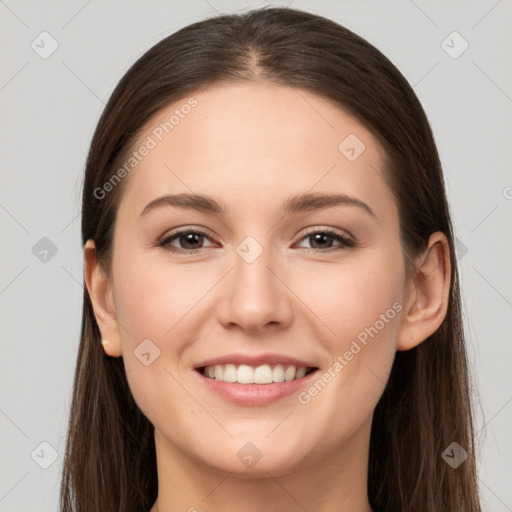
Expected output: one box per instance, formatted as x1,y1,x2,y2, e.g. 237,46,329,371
84,82,451,512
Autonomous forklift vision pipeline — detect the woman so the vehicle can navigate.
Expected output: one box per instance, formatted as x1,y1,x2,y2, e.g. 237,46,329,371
60,6,482,511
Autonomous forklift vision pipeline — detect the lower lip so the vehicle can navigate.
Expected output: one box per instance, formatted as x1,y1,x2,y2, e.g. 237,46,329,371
195,369,319,406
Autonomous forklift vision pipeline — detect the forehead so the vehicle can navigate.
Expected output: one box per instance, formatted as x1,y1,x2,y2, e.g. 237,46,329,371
118,82,394,222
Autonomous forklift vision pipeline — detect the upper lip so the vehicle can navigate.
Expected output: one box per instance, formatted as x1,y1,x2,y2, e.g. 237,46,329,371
194,353,318,370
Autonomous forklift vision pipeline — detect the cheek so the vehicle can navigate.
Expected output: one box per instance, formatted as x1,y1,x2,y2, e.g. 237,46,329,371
304,253,403,341
297,252,402,406
113,253,208,342
113,257,200,423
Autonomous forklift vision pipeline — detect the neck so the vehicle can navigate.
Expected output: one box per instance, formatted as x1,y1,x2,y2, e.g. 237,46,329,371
150,420,373,512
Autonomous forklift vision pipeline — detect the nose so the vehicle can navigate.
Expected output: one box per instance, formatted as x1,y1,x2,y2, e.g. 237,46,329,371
215,241,293,334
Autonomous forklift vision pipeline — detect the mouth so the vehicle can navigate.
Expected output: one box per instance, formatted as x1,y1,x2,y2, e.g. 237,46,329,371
197,363,318,384
194,363,319,406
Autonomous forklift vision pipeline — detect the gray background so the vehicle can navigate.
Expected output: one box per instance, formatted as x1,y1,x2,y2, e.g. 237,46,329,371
1,0,511,510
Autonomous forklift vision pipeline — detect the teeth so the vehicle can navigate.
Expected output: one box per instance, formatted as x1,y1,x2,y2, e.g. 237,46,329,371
223,364,237,382
237,364,254,384
254,364,273,384
201,363,312,384
284,365,296,381
295,367,307,379
272,364,285,383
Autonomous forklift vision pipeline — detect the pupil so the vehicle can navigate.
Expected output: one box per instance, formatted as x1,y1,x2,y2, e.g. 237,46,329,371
312,233,331,249
182,233,202,249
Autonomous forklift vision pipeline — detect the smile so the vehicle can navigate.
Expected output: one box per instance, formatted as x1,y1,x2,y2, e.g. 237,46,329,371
195,364,319,406
200,363,315,384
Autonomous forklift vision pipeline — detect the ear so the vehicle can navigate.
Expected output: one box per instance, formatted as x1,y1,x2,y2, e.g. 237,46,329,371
397,232,451,351
83,239,123,357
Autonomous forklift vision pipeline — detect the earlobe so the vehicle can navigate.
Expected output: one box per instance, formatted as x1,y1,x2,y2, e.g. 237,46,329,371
83,239,123,358
396,232,451,351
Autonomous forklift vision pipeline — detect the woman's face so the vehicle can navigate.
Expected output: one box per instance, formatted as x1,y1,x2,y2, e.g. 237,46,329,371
103,82,410,476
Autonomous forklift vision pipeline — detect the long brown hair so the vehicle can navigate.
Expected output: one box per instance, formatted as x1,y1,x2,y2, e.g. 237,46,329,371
60,6,482,511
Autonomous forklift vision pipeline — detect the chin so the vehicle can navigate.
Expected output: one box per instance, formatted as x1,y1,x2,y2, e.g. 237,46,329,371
198,443,309,479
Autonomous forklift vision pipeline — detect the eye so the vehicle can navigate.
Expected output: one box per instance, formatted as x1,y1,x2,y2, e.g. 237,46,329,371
157,226,356,254
295,227,356,252
158,228,217,253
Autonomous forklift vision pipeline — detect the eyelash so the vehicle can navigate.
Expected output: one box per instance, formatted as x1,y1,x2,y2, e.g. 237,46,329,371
157,226,356,254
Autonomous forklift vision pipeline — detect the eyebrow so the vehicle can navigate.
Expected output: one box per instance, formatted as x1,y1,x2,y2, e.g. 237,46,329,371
139,192,376,218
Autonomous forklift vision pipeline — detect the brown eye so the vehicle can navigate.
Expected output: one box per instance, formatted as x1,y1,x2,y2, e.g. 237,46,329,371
159,229,216,253
175,232,205,250
308,232,336,249
297,228,355,251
